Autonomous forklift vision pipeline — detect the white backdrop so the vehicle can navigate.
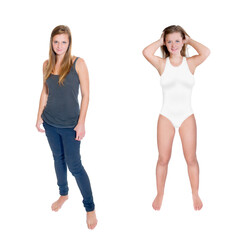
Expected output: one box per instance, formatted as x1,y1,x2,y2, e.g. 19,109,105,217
1,0,240,239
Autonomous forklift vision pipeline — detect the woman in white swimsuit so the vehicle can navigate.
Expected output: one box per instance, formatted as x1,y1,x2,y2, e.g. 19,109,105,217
142,25,210,211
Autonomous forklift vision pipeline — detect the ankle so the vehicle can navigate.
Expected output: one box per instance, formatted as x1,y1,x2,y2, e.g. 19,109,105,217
192,191,199,196
156,191,164,197
60,195,69,199
87,210,95,215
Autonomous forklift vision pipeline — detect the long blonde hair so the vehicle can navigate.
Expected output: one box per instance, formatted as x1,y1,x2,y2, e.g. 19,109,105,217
44,25,73,85
161,25,190,58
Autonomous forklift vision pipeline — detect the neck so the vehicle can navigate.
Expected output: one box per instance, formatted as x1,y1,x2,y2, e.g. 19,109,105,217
169,53,182,59
55,54,65,65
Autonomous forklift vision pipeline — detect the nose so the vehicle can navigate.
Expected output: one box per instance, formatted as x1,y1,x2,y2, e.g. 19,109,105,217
57,42,62,49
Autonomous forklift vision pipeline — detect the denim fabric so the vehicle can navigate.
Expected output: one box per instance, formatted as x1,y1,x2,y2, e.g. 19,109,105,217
43,121,95,212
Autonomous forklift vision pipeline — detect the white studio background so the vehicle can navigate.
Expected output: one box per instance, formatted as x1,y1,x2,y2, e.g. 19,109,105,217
0,0,239,239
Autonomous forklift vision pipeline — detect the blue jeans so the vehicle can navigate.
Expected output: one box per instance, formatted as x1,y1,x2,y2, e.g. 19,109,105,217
43,121,95,212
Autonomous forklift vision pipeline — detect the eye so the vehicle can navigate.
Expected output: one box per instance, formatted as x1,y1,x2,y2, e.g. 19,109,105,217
63,41,67,44
176,40,180,43
168,41,171,43
54,41,58,44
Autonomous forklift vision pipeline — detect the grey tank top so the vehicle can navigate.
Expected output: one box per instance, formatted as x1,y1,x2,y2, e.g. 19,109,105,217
42,57,80,128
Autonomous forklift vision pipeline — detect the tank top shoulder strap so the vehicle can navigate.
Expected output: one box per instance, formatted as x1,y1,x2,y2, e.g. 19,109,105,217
166,57,170,64
183,56,189,65
72,57,79,72
181,57,189,70
73,57,79,70
164,57,170,69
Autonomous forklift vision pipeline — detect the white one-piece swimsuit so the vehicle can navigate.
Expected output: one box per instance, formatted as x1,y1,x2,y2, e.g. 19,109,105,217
160,57,195,128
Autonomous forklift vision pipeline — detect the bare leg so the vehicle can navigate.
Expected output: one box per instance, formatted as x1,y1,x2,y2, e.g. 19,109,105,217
179,114,203,210
86,210,98,230
152,114,175,210
51,195,69,212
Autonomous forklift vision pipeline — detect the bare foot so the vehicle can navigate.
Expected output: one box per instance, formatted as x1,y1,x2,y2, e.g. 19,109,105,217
152,193,164,210
192,194,203,211
51,195,68,212
86,210,98,230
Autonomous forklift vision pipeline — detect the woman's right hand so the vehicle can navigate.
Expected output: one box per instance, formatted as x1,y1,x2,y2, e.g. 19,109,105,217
160,33,165,46
36,118,45,132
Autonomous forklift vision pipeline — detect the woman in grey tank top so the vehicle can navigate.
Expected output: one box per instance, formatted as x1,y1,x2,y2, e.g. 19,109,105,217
36,25,97,229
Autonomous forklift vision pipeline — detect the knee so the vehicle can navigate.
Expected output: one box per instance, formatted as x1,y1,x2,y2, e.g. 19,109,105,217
69,164,85,176
185,155,198,166
157,154,171,167
53,153,64,162
66,157,84,175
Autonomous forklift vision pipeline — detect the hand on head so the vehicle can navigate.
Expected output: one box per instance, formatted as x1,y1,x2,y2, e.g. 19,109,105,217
183,34,190,44
160,32,165,45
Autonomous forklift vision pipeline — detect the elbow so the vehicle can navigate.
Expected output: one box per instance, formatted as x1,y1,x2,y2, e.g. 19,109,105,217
142,47,149,57
199,48,210,61
82,93,89,102
142,48,151,59
204,48,211,58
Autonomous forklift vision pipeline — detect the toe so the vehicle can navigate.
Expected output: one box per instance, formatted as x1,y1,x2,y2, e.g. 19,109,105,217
87,222,91,229
53,207,58,212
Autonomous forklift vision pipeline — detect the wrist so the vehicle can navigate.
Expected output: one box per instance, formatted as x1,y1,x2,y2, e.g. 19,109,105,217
187,38,194,45
159,39,164,47
37,116,43,121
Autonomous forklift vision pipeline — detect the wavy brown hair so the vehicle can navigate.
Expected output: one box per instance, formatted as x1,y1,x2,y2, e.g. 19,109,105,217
161,25,190,58
44,25,73,85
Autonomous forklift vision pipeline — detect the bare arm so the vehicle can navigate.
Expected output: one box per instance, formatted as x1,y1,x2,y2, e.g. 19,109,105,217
36,60,48,132
185,36,210,72
142,34,165,73
74,58,90,141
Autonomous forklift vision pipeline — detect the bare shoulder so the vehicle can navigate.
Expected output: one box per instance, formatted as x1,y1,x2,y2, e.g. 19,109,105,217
186,56,192,65
75,57,86,65
75,57,87,72
74,56,86,66
186,56,195,63
43,59,48,69
42,59,49,74
186,52,210,68
159,57,166,65
186,56,196,75
158,57,167,76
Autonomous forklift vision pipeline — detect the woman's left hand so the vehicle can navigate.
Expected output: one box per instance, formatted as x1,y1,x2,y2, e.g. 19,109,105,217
74,123,85,141
183,35,190,44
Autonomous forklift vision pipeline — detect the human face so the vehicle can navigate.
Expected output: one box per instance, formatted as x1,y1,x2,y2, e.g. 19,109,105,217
165,32,184,55
52,33,69,56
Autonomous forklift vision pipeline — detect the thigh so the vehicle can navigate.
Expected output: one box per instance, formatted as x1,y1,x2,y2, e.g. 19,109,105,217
43,122,64,156
178,114,197,158
157,115,175,156
59,128,81,159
